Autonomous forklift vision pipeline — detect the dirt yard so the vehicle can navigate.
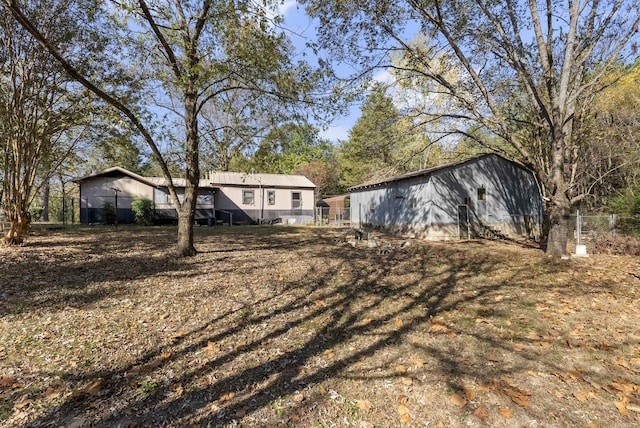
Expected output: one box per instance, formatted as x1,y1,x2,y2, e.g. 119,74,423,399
0,226,639,427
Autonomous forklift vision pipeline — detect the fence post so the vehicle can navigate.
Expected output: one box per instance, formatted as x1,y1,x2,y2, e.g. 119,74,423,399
610,214,616,236
576,210,581,246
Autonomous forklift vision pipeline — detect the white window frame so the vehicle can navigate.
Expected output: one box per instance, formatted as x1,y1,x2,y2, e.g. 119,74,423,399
291,191,302,209
267,190,276,205
243,190,255,205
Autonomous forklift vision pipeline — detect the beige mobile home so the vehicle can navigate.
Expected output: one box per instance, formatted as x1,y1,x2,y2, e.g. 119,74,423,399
74,167,316,225
207,171,316,225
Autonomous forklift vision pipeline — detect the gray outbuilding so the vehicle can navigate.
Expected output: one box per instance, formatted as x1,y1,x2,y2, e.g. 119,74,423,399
349,154,543,240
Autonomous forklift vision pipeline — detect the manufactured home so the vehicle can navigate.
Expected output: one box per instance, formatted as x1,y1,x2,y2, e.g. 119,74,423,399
349,154,543,240
73,168,316,225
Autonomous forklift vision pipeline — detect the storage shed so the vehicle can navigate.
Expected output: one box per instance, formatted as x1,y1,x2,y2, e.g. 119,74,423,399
349,154,543,240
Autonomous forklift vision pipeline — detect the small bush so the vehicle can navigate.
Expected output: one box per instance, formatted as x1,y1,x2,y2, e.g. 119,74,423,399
101,202,117,225
29,206,44,221
131,198,154,226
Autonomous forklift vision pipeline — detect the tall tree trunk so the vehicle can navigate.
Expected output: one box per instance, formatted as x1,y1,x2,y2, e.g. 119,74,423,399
175,88,199,257
545,193,571,257
545,127,570,257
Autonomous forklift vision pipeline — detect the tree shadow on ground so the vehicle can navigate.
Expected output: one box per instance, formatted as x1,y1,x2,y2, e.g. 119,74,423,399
7,228,637,427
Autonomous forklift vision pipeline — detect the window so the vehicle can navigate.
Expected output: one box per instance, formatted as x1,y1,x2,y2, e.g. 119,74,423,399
477,187,487,201
267,190,275,205
243,190,254,205
409,197,417,209
292,192,302,209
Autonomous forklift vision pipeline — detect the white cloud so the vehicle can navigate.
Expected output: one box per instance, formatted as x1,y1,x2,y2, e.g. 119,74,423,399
277,0,298,18
371,69,395,86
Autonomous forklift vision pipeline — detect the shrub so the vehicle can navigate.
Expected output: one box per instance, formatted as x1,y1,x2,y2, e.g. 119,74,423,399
101,202,117,225
131,198,154,226
29,206,44,221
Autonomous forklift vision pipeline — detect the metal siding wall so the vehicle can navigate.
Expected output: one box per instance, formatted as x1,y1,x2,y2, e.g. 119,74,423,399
350,155,542,238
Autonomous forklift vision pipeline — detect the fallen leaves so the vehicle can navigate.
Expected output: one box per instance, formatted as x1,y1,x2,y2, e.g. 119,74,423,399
355,399,372,412
0,375,23,391
397,404,413,422
448,392,466,408
72,378,104,398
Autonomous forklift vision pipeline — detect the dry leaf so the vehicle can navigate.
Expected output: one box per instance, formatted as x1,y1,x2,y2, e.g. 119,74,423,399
499,407,513,418
44,384,66,400
473,406,489,418
397,404,411,415
475,318,492,324
409,358,426,367
74,378,104,396
170,384,184,397
395,365,408,374
399,413,414,423
463,386,476,400
486,354,501,362
355,399,372,412
13,398,32,410
171,331,187,340
477,382,491,393
615,397,630,417
449,392,467,408
504,387,531,408
0,376,17,391
401,377,413,386
360,318,373,326
573,390,590,402
430,324,450,334
323,349,335,358
397,395,408,404
394,318,404,327
219,392,235,402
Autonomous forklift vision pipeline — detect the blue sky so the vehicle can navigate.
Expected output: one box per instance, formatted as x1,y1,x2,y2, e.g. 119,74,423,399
276,1,395,144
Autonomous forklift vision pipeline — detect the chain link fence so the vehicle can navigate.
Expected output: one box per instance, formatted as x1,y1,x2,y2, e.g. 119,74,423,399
573,213,639,242
316,206,350,226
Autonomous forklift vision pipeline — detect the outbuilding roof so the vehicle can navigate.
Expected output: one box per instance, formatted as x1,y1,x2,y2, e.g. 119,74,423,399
348,153,524,191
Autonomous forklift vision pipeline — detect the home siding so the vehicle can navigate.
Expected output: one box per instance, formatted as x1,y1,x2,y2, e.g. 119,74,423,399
153,188,215,222
215,186,315,224
80,175,154,223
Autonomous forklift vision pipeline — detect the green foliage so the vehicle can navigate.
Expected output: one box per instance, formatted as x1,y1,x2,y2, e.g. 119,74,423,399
608,187,640,216
607,187,640,235
338,83,415,189
248,123,333,174
138,378,158,395
28,206,44,221
100,202,117,225
131,198,154,226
